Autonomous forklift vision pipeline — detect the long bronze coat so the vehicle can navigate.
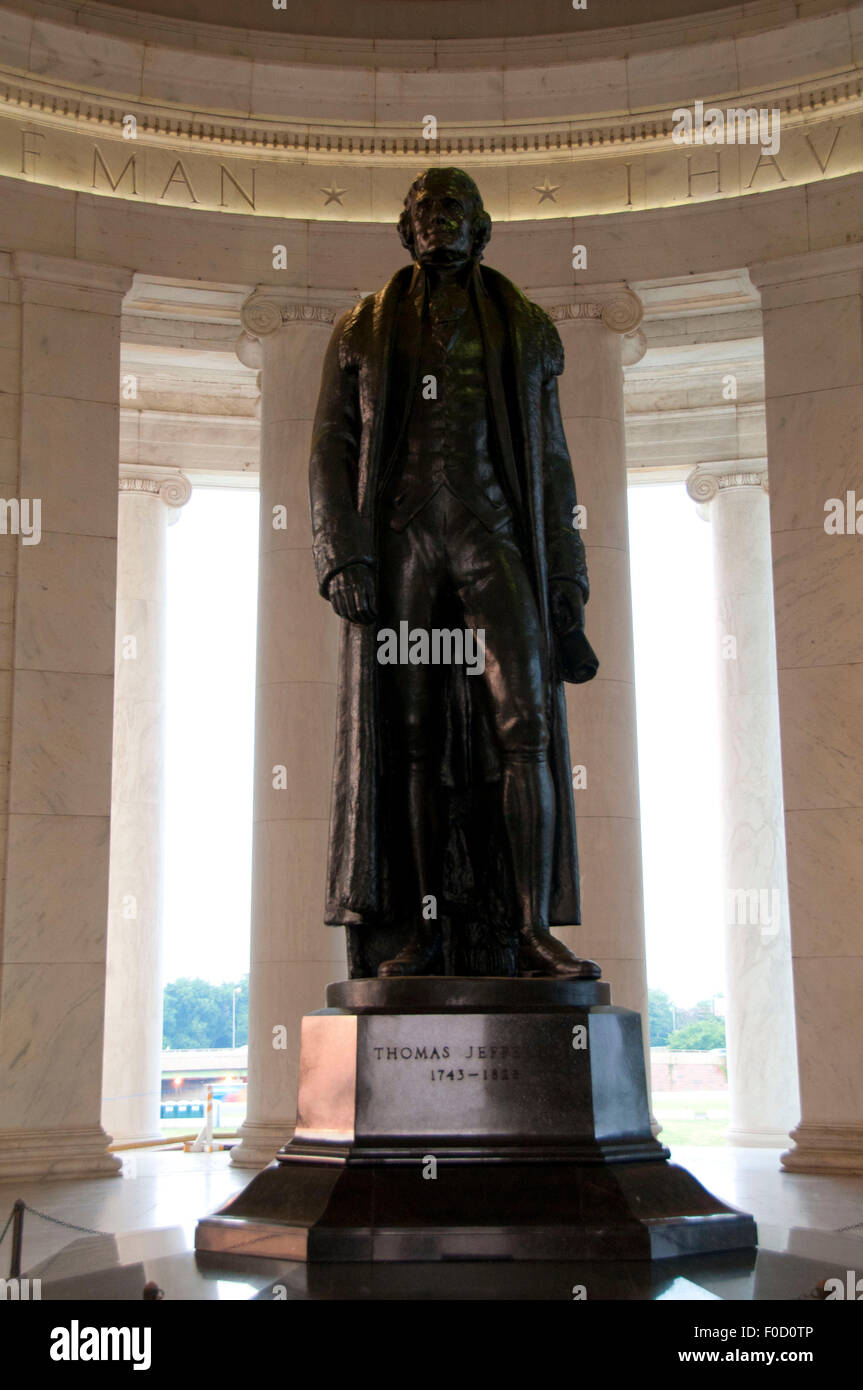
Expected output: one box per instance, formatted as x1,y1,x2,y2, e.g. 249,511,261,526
309,260,591,960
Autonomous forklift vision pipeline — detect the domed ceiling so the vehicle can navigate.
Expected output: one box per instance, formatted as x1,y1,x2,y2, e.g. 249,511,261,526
86,0,746,39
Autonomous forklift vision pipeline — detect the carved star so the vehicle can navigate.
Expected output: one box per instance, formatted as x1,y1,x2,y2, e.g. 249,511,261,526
321,182,347,206
533,175,561,204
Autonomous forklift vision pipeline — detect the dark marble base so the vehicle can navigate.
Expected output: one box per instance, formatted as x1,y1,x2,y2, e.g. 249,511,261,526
196,978,757,1263
197,1156,756,1263
327,976,612,1011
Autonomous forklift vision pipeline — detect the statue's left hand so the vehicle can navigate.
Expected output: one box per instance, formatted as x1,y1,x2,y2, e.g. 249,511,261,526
550,580,585,636
328,563,378,624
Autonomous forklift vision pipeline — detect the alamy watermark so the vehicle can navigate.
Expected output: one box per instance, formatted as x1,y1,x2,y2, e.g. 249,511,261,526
672,101,781,157
0,497,41,545
824,492,863,534
726,887,781,939
377,621,486,675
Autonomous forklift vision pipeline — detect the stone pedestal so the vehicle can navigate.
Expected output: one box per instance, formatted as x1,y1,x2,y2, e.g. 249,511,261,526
197,978,756,1262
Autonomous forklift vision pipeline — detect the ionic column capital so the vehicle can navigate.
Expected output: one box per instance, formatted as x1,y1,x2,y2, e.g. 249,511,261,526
543,285,644,337
686,461,768,519
237,288,350,368
119,464,192,509
240,293,341,340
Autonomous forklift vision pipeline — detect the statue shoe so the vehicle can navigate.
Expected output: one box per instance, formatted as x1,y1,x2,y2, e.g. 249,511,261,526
378,933,443,978
518,927,601,980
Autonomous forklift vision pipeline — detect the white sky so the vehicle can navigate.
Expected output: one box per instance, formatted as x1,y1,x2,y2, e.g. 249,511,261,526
628,483,725,1008
163,481,726,1009
164,487,259,987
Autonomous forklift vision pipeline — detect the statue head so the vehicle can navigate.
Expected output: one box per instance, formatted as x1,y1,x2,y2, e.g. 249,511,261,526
398,167,492,268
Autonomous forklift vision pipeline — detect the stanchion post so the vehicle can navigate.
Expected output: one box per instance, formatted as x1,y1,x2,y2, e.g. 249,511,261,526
10,1199,24,1279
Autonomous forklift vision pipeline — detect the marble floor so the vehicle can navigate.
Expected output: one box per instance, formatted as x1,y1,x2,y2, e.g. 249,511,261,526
2,1145,862,1300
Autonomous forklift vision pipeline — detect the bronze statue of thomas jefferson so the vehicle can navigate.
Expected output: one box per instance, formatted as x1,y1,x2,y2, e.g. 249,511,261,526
309,168,600,980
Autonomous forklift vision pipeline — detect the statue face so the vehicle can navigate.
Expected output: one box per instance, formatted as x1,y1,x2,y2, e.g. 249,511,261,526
409,189,474,266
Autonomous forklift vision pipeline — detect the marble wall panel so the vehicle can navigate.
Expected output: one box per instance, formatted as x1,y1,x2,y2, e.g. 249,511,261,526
0,961,109,1128
307,219,405,299
760,295,863,398
0,181,76,260
8,669,114,817
764,385,863,532
736,11,853,88
502,58,627,122
242,956,347,1134
3,813,111,964
776,663,863,812
374,66,505,127
28,18,143,98
256,417,315,550
571,545,637,687
626,37,739,110
563,676,642,821
540,190,809,285
15,531,116,675
560,815,645,945
142,46,253,115
785,807,863,958
251,61,376,122
790,959,863,1126
74,194,306,285
252,678,338,824
771,526,863,670
558,325,628,423
852,1,863,59
0,174,847,298
0,7,32,70
562,414,631,551
250,818,343,964
19,398,120,538
0,436,13,506
21,304,123,405
260,323,336,424
255,547,339,687
0,390,19,449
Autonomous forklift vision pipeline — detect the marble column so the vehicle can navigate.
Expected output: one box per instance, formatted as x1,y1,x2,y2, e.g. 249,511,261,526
0,252,132,1179
101,465,191,1146
686,462,799,1146
750,245,863,1174
537,287,652,1053
230,292,346,1169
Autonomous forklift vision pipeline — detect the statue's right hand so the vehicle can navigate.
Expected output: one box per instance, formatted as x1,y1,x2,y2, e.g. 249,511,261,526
328,563,378,624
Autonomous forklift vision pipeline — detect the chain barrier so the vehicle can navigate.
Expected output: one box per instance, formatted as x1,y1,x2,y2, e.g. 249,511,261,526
2,1199,114,1280
10,1203,111,1238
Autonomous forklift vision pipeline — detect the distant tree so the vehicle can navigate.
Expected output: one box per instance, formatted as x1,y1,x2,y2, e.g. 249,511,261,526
648,989,674,1046
215,974,249,1048
163,974,249,1049
667,1017,726,1051
671,998,719,1032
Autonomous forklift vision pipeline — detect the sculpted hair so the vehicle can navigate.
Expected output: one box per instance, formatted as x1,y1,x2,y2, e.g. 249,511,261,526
397,168,492,261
